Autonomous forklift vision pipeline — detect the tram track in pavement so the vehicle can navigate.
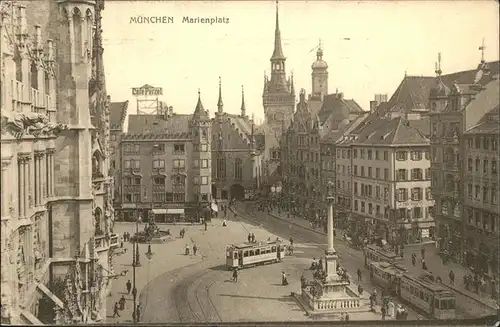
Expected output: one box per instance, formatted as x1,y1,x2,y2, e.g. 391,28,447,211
233,202,484,319
172,258,224,323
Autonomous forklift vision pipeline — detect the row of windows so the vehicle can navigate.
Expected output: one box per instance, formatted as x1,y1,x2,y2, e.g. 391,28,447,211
467,158,498,175
466,207,497,232
124,175,210,186
396,168,430,181
466,136,499,151
291,150,320,163
124,192,185,203
396,187,433,202
354,183,389,201
353,166,391,180
353,201,432,220
466,184,498,205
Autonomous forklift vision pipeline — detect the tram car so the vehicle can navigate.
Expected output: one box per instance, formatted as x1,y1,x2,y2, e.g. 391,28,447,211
398,273,456,319
369,261,456,319
369,261,407,295
225,241,285,270
364,244,404,268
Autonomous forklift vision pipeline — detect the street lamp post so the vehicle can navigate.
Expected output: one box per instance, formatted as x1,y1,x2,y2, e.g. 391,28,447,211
132,210,141,323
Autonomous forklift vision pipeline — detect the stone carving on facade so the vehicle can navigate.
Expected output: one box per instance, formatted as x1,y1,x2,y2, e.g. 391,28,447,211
104,197,115,234
1,112,68,138
62,260,90,323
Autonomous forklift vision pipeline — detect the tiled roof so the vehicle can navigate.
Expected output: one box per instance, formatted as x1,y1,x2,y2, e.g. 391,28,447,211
127,114,190,134
320,113,369,144
226,114,253,138
464,120,500,134
353,60,500,134
352,116,430,146
317,93,365,125
191,94,210,121
463,78,500,134
122,132,190,140
110,101,129,130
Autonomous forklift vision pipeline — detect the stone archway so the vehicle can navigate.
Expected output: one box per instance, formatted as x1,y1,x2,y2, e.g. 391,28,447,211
230,184,245,201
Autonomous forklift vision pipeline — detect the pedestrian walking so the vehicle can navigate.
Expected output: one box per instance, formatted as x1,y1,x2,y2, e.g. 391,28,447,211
193,244,198,256
185,244,190,255
112,302,120,317
411,253,416,266
136,305,141,322
357,268,362,281
422,258,427,270
119,295,126,310
251,233,256,243
232,268,238,282
381,306,386,320
126,280,132,294
281,271,289,286
132,287,137,299
421,247,426,258
204,220,207,231
247,233,252,243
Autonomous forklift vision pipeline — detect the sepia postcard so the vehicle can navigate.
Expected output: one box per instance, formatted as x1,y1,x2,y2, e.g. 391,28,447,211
0,0,499,326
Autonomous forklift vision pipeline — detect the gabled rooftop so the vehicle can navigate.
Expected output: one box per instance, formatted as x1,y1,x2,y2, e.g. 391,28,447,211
110,101,129,130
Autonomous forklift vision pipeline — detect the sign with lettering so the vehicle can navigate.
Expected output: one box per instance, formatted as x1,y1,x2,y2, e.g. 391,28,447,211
132,85,163,96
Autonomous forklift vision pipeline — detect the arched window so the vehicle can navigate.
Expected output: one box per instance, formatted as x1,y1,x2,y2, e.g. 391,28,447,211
234,158,243,181
217,156,226,179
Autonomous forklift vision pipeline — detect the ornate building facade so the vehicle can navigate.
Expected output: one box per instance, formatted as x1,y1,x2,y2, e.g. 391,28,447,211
211,79,263,202
429,54,499,272
115,93,213,223
1,1,117,324
281,89,322,216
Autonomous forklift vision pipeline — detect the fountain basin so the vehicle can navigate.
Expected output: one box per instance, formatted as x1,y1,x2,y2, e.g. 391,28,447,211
131,230,173,244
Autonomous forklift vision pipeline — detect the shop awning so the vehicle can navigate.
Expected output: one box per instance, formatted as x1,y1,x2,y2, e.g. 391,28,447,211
211,203,218,212
152,209,167,214
166,208,184,214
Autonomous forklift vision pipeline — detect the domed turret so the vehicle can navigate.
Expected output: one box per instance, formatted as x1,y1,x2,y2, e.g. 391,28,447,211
312,47,328,70
429,52,449,98
430,78,450,98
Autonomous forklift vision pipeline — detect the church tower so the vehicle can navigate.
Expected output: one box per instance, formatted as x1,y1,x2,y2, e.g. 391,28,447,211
262,0,295,161
311,40,328,99
189,91,213,205
308,40,328,116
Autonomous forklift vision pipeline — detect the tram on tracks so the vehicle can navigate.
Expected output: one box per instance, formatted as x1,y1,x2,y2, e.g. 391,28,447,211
369,261,456,319
364,244,404,268
225,241,285,270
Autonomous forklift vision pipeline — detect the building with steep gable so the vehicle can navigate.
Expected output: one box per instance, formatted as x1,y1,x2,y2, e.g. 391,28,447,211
115,93,212,223
281,89,322,216
1,0,118,324
211,79,264,202
429,54,499,274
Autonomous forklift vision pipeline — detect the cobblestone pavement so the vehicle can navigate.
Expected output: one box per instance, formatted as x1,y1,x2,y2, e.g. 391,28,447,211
136,216,386,323
234,201,497,318
256,204,499,312
105,223,203,324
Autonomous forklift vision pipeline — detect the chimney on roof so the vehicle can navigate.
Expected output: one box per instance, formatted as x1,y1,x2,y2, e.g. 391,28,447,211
337,92,344,100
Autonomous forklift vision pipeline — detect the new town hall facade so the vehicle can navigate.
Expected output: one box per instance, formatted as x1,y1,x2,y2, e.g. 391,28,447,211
1,0,118,324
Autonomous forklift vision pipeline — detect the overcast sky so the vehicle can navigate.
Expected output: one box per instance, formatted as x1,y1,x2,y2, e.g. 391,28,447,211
101,1,499,127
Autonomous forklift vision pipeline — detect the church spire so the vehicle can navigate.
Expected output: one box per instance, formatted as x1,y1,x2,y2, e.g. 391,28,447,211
217,76,223,113
271,0,285,61
240,85,246,117
290,72,295,96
